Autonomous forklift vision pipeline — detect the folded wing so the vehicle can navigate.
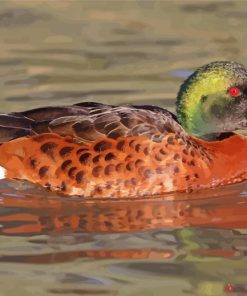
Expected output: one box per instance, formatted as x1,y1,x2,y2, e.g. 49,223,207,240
0,102,183,144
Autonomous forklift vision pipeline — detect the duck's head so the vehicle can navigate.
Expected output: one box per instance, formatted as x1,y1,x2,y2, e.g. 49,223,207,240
176,61,247,140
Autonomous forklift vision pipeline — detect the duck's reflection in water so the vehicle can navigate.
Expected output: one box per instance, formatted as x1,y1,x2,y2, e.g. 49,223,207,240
1,182,247,234
0,181,247,263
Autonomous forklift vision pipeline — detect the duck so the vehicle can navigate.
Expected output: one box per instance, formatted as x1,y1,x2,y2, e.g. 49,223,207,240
0,61,247,199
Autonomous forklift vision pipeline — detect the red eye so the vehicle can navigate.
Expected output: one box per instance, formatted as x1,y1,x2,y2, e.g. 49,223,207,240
228,87,240,97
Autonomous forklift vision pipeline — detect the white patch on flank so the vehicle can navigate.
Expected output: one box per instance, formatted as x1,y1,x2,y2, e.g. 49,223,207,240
70,187,83,196
165,176,174,191
0,166,6,179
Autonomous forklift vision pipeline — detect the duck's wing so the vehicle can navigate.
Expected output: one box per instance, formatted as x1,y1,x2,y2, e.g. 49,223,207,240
0,102,184,144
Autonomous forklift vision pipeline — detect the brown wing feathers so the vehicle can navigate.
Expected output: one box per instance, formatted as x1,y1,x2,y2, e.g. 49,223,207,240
0,102,183,144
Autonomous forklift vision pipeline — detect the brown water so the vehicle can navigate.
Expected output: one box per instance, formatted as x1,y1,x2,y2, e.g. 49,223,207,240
0,1,247,295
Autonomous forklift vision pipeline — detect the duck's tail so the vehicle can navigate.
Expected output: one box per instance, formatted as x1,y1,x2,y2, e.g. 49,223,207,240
0,114,34,143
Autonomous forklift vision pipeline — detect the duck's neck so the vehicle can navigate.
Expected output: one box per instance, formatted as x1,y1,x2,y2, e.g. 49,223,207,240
196,133,247,186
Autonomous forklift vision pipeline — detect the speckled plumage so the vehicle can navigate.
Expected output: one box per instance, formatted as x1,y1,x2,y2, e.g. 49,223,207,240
0,103,206,198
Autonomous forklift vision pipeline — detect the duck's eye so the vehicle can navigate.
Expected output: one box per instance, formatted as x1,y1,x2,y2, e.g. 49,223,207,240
228,86,240,97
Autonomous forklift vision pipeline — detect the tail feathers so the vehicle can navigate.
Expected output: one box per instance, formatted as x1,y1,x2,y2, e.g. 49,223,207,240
0,126,33,143
0,114,33,128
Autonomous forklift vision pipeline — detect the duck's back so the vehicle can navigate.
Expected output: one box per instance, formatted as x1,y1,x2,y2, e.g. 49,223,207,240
0,102,178,142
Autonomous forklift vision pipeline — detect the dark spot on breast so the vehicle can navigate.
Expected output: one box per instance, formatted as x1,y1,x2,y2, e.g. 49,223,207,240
144,169,152,178
104,221,113,227
104,164,115,176
185,175,190,181
75,171,84,183
160,148,166,155
174,166,179,173
143,147,149,155
92,155,100,163
189,160,195,166
126,162,133,171
59,146,73,157
76,148,88,155
30,158,37,169
116,140,125,151
39,166,49,178
94,141,111,152
131,177,138,185
79,152,91,164
92,166,102,177
155,154,162,161
190,150,195,157
174,153,180,160
125,154,132,161
40,142,57,158
135,159,144,167
105,152,116,161
94,185,103,194
61,159,72,170
194,173,199,178
129,139,136,148
187,187,193,193
68,167,77,178
135,144,141,152
116,163,124,172
183,149,188,155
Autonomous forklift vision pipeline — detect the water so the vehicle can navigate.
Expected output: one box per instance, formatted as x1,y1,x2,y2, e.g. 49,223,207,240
0,1,247,295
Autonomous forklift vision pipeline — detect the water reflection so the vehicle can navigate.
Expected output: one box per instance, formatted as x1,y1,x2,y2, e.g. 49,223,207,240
0,182,247,236
1,183,247,294
1,185,247,295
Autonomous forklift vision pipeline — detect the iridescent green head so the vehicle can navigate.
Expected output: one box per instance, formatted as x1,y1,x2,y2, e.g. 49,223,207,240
176,61,247,139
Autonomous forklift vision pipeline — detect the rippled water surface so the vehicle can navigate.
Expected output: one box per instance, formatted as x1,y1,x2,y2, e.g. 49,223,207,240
0,1,247,295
